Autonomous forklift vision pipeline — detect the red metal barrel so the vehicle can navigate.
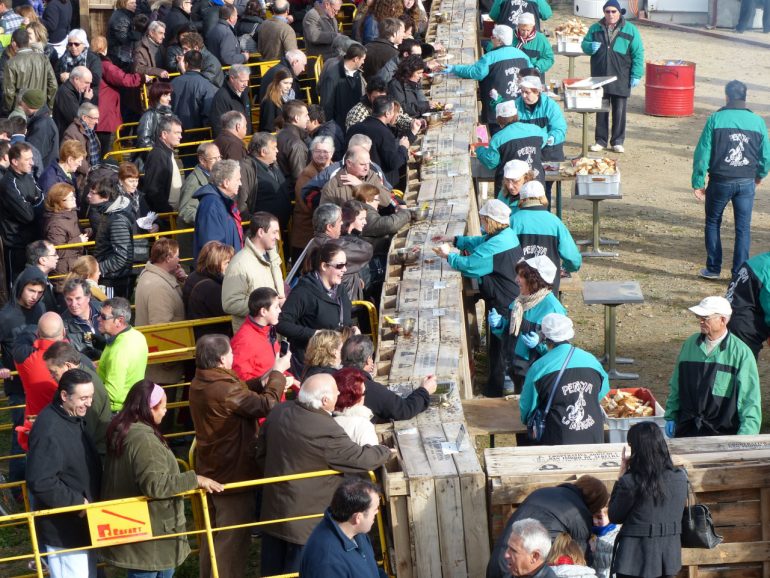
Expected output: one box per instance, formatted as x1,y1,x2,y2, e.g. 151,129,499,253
644,61,696,117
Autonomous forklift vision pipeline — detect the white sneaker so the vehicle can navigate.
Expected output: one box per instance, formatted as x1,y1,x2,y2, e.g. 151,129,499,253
612,144,625,153
589,143,605,152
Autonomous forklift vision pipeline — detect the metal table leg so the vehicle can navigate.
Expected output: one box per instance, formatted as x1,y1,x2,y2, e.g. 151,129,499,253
555,181,562,220
598,305,634,365
581,111,589,157
577,200,619,257
568,55,576,79
606,305,639,380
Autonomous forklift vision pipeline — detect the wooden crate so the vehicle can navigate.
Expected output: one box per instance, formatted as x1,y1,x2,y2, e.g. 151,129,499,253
485,437,770,578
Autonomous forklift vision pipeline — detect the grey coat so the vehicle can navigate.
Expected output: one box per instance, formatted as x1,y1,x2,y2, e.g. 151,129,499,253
302,5,339,60
609,468,688,578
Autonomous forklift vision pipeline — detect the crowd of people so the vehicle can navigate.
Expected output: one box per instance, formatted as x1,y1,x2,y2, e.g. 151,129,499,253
0,0,768,576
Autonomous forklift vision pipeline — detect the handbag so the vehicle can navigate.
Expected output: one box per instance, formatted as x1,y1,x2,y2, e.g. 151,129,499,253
527,346,574,442
681,478,722,549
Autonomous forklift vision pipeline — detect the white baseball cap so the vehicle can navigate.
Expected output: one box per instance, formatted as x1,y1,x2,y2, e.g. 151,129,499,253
492,25,514,46
479,199,512,225
688,296,732,317
520,180,545,199
524,255,557,285
541,313,575,342
504,159,530,180
496,100,518,118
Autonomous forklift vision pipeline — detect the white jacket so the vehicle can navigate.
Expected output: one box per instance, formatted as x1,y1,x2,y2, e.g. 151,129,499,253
333,404,378,446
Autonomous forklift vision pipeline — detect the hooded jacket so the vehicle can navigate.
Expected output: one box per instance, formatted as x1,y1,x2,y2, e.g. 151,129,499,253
0,261,47,395
192,183,244,261
25,106,60,171
93,195,135,282
0,166,43,249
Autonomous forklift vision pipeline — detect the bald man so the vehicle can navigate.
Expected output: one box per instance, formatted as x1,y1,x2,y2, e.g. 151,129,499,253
13,312,66,418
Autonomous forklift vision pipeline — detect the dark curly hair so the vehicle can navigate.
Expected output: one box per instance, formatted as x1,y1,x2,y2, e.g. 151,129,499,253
394,54,426,83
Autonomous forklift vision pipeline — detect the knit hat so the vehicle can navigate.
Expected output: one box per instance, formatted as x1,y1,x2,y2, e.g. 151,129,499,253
516,12,535,26
479,199,512,225
495,100,518,118
492,25,514,46
21,89,45,110
541,313,575,342
602,0,625,13
519,180,546,199
525,255,557,284
503,159,530,180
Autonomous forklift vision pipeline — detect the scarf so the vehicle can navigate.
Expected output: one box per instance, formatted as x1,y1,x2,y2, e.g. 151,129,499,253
592,523,617,537
509,287,551,336
515,28,536,49
61,47,89,72
83,124,101,167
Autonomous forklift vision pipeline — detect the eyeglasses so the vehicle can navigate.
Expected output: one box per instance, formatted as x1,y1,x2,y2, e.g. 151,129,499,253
696,314,719,321
86,115,100,121
204,155,221,162
327,262,347,270
46,253,59,258
67,42,82,47
99,313,117,321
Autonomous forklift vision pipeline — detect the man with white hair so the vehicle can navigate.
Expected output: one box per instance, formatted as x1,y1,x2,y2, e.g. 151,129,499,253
320,146,391,207
445,25,531,126
256,372,392,576
665,296,760,437
52,65,93,137
62,102,101,190
210,64,252,137
134,21,170,77
258,49,307,101
504,518,556,577
520,313,609,445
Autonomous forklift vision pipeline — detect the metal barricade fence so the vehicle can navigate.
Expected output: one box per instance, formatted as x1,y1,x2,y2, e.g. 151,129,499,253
0,469,391,578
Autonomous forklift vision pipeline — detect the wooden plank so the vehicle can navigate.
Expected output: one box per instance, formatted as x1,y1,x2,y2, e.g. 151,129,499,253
444,422,490,577
421,424,466,578
761,488,770,578
681,542,770,565
708,500,761,527
669,436,770,454
387,494,414,578
463,398,526,437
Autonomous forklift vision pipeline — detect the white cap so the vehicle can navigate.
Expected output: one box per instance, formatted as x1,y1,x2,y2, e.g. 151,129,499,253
516,12,536,26
541,313,575,342
479,198,512,225
496,100,518,118
520,180,545,199
688,296,732,317
524,255,557,285
492,24,514,46
504,159,530,180
519,76,543,91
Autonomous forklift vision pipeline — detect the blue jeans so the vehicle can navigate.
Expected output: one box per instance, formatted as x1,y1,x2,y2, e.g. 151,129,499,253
126,569,174,578
704,178,755,277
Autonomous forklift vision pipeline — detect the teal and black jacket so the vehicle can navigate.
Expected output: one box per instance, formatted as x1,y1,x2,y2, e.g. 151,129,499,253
509,204,582,294
451,46,531,124
516,93,567,161
520,343,609,445
691,102,770,189
517,31,554,74
449,227,523,312
665,331,761,436
489,0,552,31
727,251,770,357
581,18,644,97
477,121,547,192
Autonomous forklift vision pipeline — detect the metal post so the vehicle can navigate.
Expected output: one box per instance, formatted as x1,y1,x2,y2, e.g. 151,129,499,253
592,200,601,250
568,55,576,78
198,490,220,578
581,112,589,157
606,305,639,380
27,514,45,578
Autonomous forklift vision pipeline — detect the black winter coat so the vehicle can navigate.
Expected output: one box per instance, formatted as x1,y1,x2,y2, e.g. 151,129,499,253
162,5,199,45
210,81,252,137
258,59,300,102
361,38,397,82
0,168,43,249
142,141,177,213
93,196,135,282
182,270,232,339
107,8,142,70
136,104,173,149
170,70,218,128
360,371,429,422
247,157,292,229
487,484,593,578
41,0,72,44
276,273,352,370
318,58,364,131
26,106,60,171
26,401,101,548
56,50,102,105
52,81,87,140
609,468,688,578
387,77,430,118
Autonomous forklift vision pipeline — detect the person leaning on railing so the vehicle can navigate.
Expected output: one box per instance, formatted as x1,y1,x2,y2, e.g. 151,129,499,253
102,379,223,578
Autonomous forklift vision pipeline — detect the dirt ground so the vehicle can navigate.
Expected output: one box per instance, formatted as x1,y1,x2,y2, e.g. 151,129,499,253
536,8,770,426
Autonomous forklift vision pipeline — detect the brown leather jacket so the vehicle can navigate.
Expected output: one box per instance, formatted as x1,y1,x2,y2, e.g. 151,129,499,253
189,367,284,484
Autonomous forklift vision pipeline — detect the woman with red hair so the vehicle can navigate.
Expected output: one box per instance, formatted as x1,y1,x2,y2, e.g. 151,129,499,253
332,367,378,446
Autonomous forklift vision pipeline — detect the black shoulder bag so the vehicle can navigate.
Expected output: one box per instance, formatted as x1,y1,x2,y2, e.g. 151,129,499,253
527,346,574,442
681,475,722,549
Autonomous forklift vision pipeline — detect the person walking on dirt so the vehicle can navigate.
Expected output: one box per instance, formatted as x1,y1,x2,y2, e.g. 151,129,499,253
692,80,770,280
735,0,770,33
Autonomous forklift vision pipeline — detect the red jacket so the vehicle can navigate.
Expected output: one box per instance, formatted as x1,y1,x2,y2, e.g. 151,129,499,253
98,56,144,133
16,338,59,418
231,317,278,382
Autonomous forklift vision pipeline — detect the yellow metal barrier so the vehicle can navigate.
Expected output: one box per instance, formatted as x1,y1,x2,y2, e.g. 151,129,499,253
0,469,391,578
352,300,379,347
79,211,179,231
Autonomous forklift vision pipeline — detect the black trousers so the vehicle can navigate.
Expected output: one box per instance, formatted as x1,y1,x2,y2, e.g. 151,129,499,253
485,332,507,397
737,0,770,31
260,533,304,576
595,95,628,147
